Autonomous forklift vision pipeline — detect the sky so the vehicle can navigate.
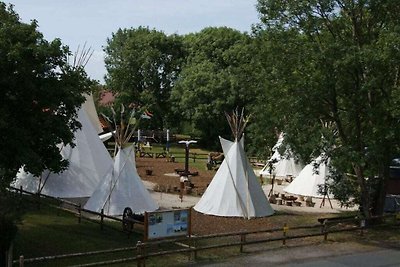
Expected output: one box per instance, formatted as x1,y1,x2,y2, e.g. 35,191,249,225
8,0,260,83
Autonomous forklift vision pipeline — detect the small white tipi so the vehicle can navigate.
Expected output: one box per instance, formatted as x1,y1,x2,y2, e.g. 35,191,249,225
13,107,114,198
84,107,158,216
260,134,303,179
84,145,158,215
194,110,274,218
283,155,333,198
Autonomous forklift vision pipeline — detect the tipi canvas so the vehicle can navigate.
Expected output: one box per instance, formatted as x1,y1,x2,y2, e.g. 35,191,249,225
194,137,274,218
84,145,158,215
283,155,333,198
82,93,103,134
271,154,304,178
260,134,303,178
13,108,113,198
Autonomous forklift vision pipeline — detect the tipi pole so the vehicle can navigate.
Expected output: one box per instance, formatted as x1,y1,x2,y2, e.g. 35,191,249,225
320,190,333,209
224,145,249,219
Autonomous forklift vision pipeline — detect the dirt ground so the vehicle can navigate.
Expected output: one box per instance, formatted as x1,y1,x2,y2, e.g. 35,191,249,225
136,156,214,195
135,156,332,236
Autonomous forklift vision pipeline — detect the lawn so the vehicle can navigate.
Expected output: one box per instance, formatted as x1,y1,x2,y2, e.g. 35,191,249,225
11,193,400,266
12,198,141,266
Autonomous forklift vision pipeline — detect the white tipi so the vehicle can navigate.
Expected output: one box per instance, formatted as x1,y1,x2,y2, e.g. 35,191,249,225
260,134,303,179
194,110,274,218
283,155,333,198
82,93,103,134
13,107,114,198
84,145,158,215
84,106,158,216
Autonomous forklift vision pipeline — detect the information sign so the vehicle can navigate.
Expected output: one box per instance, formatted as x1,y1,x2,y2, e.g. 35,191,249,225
145,208,191,240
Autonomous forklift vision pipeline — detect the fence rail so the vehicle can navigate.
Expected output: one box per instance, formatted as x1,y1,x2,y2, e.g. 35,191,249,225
9,186,125,231
13,213,399,267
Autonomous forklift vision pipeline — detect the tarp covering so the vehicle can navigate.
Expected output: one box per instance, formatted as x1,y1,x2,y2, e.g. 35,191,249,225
283,155,333,198
13,108,113,198
84,145,158,216
384,195,400,213
194,137,274,218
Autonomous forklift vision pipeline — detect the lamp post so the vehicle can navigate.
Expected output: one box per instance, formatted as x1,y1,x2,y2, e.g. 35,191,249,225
268,159,277,197
166,129,170,153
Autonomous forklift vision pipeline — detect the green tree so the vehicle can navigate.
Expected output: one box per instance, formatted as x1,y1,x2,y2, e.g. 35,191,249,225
0,3,91,260
170,27,259,148
104,27,184,129
256,0,400,217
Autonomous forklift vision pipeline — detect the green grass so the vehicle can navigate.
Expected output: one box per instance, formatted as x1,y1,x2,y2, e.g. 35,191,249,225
13,199,141,266
11,194,400,267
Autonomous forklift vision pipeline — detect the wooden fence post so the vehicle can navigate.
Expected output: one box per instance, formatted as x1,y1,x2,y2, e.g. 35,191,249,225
36,193,41,210
17,186,23,211
193,153,196,163
189,237,197,261
78,204,81,224
6,242,13,267
240,234,246,253
56,200,60,216
323,221,328,241
100,209,104,230
19,255,24,267
360,219,366,236
136,241,145,267
282,223,289,246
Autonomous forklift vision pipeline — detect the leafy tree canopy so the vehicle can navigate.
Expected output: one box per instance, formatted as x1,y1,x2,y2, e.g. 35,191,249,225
104,26,184,129
0,3,91,189
170,27,260,148
255,0,400,216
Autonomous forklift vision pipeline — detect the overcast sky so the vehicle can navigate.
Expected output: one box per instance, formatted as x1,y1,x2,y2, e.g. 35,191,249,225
8,0,259,83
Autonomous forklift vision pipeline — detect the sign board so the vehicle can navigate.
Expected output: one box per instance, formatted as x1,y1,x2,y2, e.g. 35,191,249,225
145,208,191,241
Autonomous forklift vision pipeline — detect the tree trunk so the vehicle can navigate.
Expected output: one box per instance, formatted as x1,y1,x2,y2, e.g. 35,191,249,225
354,164,371,218
371,162,390,216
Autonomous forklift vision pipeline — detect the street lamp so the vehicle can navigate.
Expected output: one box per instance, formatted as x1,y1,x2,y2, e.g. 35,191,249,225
178,140,197,202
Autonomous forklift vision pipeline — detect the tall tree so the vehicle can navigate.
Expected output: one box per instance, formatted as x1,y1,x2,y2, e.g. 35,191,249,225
104,27,184,129
256,0,400,217
170,27,259,148
0,3,91,264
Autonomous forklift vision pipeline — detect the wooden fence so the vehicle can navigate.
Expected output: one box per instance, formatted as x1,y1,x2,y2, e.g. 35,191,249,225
9,186,127,232
13,213,399,267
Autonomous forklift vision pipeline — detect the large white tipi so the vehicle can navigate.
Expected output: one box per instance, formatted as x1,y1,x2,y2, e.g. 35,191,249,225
84,107,158,216
194,110,274,218
13,107,114,198
84,145,158,215
283,155,333,198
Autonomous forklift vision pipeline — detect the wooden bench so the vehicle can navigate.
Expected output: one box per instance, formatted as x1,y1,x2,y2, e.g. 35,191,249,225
156,152,167,158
